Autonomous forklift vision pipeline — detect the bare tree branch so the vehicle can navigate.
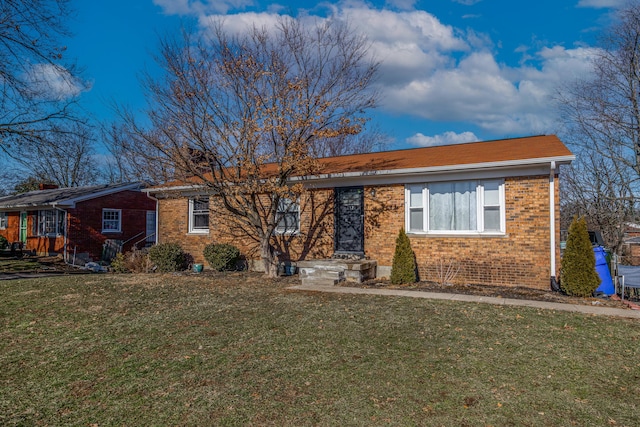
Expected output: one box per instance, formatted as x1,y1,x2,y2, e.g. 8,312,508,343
110,17,380,277
0,0,87,154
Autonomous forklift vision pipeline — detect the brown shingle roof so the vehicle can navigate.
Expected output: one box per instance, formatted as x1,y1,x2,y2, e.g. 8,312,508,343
314,134,572,175
149,135,573,190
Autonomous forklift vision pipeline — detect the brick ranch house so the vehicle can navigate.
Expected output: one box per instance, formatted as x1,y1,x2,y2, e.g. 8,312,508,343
0,183,156,262
145,135,574,290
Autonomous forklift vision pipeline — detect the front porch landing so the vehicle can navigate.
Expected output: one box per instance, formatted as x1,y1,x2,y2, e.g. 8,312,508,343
297,259,376,286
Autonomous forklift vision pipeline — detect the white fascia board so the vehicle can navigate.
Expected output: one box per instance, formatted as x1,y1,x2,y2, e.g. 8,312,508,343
143,184,208,198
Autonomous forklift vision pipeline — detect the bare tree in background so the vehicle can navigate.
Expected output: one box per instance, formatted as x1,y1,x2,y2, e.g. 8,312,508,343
18,123,100,187
558,2,640,254
101,122,177,185
561,149,635,254
0,0,86,153
113,18,379,277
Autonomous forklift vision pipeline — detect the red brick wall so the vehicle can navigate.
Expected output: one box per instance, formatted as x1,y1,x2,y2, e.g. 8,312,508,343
157,174,560,289
1,190,155,259
359,176,558,289
0,211,20,244
66,190,156,259
157,189,335,265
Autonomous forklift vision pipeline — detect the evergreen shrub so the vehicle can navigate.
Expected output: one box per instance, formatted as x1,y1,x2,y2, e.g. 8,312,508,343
148,243,186,273
390,228,417,285
203,243,240,271
0,236,8,250
561,216,600,297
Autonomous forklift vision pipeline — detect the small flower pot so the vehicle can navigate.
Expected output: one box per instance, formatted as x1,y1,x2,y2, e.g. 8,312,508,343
193,264,204,273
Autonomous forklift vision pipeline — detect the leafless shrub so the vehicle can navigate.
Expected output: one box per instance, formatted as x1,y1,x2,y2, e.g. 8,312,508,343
111,249,152,273
430,257,460,286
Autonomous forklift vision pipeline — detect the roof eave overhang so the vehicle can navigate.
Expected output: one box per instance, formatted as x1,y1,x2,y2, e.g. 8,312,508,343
0,202,74,211
144,155,575,195
296,155,575,183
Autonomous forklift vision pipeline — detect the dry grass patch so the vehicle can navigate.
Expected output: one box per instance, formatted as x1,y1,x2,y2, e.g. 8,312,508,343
1,272,639,426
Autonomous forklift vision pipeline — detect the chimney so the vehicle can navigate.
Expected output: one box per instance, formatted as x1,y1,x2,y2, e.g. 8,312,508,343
39,183,59,190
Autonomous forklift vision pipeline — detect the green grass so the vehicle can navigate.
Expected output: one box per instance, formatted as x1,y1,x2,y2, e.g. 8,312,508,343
1,273,639,426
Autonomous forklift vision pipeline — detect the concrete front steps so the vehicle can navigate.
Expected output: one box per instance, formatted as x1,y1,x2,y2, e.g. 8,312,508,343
297,259,377,286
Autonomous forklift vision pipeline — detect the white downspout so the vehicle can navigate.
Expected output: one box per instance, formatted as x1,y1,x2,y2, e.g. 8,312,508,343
549,161,557,286
145,192,159,245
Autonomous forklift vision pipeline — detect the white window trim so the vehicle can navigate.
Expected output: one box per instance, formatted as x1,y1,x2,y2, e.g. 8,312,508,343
102,208,122,233
0,212,7,230
37,209,65,237
188,198,210,234
275,197,300,235
405,180,506,236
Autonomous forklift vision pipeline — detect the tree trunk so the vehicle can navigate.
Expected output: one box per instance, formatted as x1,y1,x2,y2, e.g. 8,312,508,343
260,237,279,278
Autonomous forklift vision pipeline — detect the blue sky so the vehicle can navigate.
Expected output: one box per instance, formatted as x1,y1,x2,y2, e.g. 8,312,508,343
64,0,625,149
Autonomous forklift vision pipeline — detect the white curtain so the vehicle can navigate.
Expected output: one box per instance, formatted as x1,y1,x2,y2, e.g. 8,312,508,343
429,181,476,230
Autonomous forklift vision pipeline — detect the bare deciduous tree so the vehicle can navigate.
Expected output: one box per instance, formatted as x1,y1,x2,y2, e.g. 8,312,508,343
17,123,100,187
561,149,635,254
113,18,379,277
0,0,86,153
558,2,640,253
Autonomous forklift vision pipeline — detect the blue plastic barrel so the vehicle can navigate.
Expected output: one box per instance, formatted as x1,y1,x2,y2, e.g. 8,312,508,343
594,246,614,295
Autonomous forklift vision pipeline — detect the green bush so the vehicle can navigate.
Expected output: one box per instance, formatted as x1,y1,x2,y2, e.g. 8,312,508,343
561,216,600,297
203,243,240,272
110,252,128,273
0,235,8,250
390,228,417,285
148,243,186,273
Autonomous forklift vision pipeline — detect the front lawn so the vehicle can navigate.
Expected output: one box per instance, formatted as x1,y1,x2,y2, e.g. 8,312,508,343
1,273,639,426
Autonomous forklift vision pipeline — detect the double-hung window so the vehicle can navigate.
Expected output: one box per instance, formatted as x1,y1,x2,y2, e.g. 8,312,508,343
189,197,209,233
275,197,300,235
0,212,7,229
406,179,504,234
102,209,122,233
37,209,65,236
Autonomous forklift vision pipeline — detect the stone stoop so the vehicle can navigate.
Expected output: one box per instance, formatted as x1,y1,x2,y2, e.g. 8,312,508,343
297,259,377,286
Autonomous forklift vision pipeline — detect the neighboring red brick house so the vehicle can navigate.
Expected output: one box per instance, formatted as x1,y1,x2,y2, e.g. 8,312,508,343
145,135,574,290
0,183,156,262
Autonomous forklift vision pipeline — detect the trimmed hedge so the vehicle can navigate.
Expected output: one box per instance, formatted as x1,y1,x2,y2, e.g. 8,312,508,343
148,243,186,273
203,243,240,272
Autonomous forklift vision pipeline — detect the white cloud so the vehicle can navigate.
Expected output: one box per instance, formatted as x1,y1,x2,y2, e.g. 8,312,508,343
198,11,282,35
24,63,88,101
166,1,600,137
407,131,479,146
453,0,483,5
153,0,253,15
576,0,626,9
384,0,418,10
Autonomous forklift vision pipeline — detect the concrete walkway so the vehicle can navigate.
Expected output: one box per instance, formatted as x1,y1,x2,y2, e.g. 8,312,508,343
289,283,640,319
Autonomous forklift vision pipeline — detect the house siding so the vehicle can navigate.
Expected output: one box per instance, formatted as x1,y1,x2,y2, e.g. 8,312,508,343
156,174,560,289
66,190,156,259
0,211,20,243
359,176,558,289
1,190,155,260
